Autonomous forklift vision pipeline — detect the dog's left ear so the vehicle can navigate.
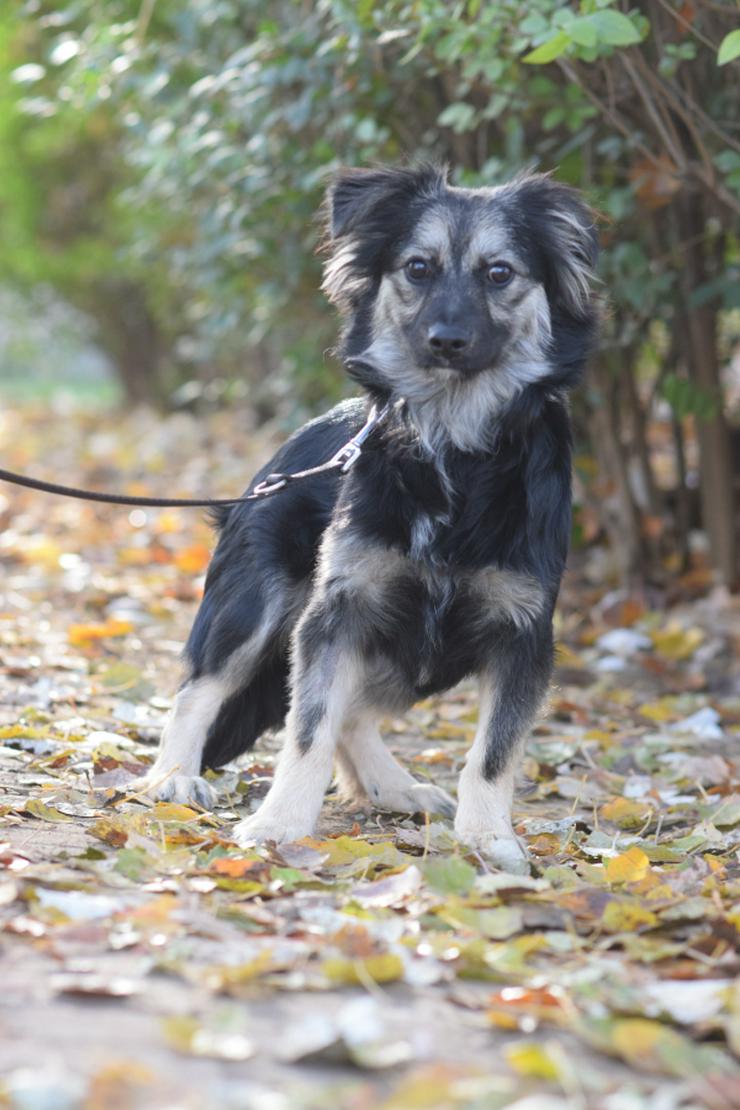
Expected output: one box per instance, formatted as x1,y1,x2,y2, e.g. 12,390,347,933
517,176,599,319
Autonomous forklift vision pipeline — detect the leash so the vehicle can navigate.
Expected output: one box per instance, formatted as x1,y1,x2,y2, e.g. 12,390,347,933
0,401,391,509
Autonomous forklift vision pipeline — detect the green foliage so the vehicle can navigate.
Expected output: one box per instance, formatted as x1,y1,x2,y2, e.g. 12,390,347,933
660,374,719,423
523,8,644,63
0,0,738,431
717,29,740,66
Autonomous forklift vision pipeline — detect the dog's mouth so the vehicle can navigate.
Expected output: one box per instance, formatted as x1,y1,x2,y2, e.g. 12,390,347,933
344,356,377,377
346,353,493,391
425,352,495,379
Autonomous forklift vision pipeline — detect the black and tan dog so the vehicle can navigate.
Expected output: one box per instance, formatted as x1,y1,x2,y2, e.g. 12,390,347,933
135,165,599,869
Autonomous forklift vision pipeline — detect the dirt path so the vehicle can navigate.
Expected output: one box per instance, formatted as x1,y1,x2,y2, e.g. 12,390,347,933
1,404,739,1109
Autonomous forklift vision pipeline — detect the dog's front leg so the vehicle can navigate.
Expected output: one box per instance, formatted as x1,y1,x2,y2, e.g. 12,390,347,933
336,713,456,818
455,623,553,872
233,607,358,846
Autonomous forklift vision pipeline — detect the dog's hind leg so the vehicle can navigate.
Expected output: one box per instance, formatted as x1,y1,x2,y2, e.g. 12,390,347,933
335,713,455,819
134,676,229,807
454,622,553,872
133,599,288,807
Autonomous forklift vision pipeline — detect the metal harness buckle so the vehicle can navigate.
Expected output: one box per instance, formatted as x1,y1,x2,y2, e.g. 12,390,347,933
247,399,392,501
333,442,363,472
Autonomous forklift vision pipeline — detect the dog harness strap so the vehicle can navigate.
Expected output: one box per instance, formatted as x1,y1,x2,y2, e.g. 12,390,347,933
0,400,393,509
248,400,391,498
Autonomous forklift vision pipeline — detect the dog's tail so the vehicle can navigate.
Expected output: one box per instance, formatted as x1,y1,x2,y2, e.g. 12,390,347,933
200,651,290,771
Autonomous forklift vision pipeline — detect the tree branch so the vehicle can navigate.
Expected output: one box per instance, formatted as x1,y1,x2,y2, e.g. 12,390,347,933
653,0,720,51
620,54,687,170
556,59,664,170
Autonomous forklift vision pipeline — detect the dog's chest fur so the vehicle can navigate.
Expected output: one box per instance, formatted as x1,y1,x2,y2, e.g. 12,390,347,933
312,437,545,699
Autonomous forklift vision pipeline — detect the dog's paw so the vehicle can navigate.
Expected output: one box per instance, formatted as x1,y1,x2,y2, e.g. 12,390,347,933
232,813,313,847
131,772,218,810
376,782,456,820
455,828,530,874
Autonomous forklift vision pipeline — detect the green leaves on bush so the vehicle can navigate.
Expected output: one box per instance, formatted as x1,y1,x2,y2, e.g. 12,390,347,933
523,8,643,64
717,29,740,67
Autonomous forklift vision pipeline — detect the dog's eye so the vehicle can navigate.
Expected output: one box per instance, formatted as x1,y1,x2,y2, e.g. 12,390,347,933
405,258,431,281
487,261,514,286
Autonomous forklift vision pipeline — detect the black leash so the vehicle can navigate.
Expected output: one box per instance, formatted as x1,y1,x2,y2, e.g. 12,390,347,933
0,401,391,510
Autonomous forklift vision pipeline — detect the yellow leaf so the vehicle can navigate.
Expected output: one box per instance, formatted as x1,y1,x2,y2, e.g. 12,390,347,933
638,698,680,723
600,797,652,828
605,846,650,884
322,953,404,985
117,547,154,566
205,951,277,991
555,643,585,669
0,725,50,740
92,817,129,847
155,511,182,534
505,1042,561,1080
584,728,617,745
21,537,63,568
151,802,200,822
68,619,133,647
602,900,658,932
611,1019,690,1074
487,1011,520,1030
128,894,178,925
650,625,703,661
174,543,211,574
304,835,406,871
24,799,72,822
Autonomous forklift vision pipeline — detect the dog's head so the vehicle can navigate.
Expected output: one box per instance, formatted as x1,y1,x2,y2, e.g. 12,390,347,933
322,165,599,446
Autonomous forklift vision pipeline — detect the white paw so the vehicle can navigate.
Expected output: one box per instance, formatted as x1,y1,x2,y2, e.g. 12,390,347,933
455,827,530,874
374,782,456,819
131,771,218,809
232,813,313,847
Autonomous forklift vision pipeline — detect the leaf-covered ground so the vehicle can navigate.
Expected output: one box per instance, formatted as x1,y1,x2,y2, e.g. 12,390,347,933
0,402,739,1110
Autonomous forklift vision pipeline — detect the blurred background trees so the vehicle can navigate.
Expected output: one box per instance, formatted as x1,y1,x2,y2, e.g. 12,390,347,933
0,0,738,589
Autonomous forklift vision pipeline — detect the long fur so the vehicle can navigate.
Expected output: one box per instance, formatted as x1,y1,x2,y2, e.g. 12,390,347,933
140,165,599,856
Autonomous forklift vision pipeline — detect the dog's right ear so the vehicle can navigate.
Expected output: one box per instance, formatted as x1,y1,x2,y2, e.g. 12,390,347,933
322,164,446,312
326,165,446,240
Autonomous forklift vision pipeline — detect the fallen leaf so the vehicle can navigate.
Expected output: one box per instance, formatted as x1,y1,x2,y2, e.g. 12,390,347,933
68,619,134,647
605,846,651,884
322,953,404,986
601,900,659,932
600,797,653,828
422,856,477,896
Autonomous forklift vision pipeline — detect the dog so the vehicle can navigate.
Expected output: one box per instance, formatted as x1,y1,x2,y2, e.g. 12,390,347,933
135,164,598,868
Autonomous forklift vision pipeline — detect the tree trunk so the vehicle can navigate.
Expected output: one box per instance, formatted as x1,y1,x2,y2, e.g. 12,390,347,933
588,359,647,587
678,198,738,589
91,280,168,406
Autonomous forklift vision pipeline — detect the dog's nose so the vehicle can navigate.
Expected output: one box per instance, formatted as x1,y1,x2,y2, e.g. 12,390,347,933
428,323,469,357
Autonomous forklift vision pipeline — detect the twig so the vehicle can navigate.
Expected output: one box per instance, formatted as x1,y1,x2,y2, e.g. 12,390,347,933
620,54,686,170
693,163,740,217
556,59,664,170
662,72,740,157
695,0,740,14
654,0,720,51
